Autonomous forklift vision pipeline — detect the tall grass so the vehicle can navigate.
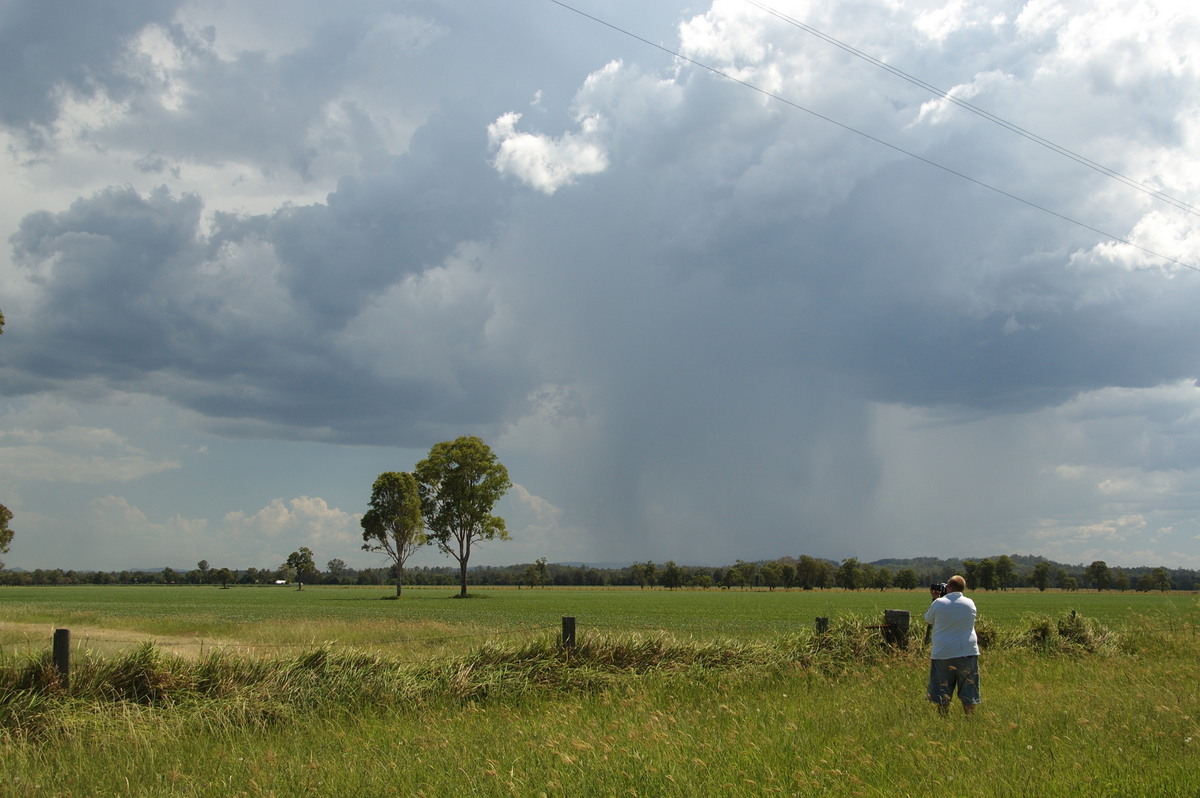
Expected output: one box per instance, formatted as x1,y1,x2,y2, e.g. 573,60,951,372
0,610,1167,736
2,598,1196,796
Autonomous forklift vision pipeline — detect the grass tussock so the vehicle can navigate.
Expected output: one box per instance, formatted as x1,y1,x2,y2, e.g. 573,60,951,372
1019,610,1121,654
0,610,1133,741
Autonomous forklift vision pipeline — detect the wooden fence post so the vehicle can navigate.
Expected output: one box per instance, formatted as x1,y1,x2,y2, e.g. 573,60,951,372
883,610,910,648
53,628,70,689
561,616,576,650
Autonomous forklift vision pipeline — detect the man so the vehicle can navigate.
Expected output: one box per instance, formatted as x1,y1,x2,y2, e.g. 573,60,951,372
924,574,981,716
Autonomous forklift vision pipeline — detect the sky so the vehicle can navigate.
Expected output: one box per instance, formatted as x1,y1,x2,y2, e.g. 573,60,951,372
1,0,1199,573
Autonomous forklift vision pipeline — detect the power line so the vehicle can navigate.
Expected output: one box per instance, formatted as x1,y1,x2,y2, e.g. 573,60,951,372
743,0,1200,218
545,0,1198,273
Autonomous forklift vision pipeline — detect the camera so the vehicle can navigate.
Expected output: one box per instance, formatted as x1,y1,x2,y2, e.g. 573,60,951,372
930,582,948,597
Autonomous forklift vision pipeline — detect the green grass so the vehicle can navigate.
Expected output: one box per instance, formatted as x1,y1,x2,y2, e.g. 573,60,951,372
0,586,1197,796
2,631,1197,797
1,585,1194,656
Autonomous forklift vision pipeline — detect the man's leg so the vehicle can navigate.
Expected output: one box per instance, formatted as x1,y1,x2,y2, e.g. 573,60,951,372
928,660,953,716
956,656,980,716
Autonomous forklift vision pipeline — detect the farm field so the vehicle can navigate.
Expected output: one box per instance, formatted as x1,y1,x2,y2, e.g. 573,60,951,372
1,585,1198,797
0,584,1194,657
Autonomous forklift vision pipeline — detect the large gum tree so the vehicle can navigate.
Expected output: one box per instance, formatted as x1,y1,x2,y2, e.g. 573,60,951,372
415,436,511,598
361,471,425,597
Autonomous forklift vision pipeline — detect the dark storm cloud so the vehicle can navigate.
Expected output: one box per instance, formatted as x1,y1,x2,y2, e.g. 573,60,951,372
470,11,1200,561
3,0,1200,568
5,124,524,443
0,0,182,142
257,111,506,325
10,186,204,381
796,157,1200,413
98,19,379,178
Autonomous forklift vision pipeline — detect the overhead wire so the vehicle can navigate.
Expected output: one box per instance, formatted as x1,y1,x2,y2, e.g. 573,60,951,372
544,0,1199,273
743,0,1200,218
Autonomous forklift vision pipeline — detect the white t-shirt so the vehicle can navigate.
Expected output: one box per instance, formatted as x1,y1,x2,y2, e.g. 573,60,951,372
924,591,980,659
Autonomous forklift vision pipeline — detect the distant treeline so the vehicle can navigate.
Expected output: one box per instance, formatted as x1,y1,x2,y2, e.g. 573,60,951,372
1,553,1196,592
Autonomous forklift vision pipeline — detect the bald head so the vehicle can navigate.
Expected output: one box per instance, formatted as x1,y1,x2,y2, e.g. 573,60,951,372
947,575,966,593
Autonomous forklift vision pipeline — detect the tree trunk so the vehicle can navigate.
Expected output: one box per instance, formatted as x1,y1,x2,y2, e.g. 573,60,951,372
395,566,402,597
459,559,469,597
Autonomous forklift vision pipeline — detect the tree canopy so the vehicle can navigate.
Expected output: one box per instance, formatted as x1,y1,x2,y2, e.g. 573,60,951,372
1085,560,1113,591
0,503,13,569
415,436,511,597
284,547,317,590
361,471,425,596
1031,560,1052,591
835,558,861,590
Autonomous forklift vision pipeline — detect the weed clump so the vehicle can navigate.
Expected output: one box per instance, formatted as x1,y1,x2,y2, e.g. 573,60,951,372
95,643,196,704
1020,610,1115,654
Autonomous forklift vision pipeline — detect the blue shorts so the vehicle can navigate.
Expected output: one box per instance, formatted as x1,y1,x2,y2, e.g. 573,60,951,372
927,656,981,705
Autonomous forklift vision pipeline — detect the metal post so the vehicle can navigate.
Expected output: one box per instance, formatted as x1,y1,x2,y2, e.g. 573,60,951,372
53,628,70,689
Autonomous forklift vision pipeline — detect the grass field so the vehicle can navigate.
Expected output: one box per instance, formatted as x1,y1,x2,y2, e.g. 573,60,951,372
1,586,1197,796
1,584,1194,656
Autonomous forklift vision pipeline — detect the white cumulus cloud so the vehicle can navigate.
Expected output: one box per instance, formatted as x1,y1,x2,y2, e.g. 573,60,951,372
488,110,608,194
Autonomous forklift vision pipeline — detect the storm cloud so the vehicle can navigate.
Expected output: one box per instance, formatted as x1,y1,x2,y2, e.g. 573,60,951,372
2,0,1199,570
